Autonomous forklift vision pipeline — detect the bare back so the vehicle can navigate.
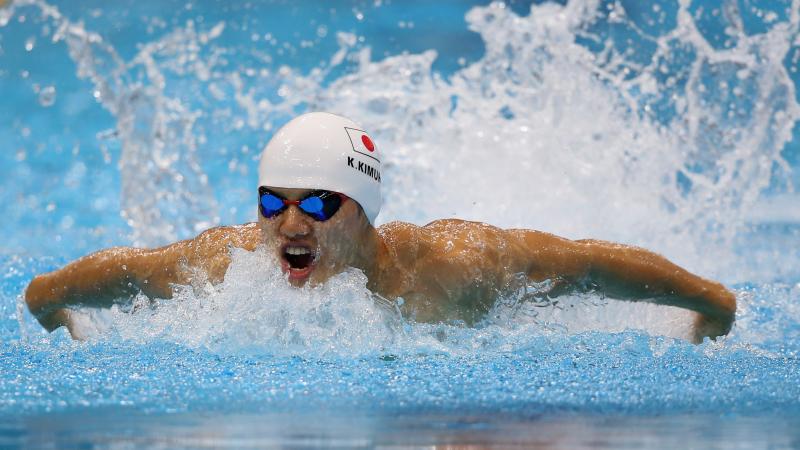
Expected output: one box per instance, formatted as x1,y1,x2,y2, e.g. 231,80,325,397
374,220,529,323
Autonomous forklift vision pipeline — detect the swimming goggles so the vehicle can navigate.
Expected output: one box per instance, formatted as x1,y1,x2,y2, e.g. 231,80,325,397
258,187,346,221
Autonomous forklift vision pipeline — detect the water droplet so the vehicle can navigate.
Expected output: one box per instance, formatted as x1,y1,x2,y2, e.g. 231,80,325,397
0,8,11,27
60,215,74,229
38,85,56,107
316,25,328,38
207,21,224,40
24,36,35,51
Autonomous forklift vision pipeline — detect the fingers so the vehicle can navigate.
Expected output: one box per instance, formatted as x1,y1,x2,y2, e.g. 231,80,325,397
33,308,69,332
691,312,733,344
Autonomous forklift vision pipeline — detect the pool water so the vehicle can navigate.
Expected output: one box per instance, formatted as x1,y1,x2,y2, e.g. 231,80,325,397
1,0,799,447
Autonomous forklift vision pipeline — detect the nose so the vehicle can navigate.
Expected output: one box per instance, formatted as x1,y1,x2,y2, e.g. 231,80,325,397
278,206,312,239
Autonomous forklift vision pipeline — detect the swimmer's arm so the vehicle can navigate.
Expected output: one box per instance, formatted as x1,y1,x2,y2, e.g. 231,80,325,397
24,246,185,332
509,230,736,341
25,223,259,333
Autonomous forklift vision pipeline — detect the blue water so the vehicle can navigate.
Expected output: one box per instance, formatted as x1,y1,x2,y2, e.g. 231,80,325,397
2,0,800,447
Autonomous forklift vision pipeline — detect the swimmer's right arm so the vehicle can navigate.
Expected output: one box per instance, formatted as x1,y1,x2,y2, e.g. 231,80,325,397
25,246,185,332
24,223,259,333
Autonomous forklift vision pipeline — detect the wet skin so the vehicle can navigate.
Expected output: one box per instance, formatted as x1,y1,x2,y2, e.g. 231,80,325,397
25,187,736,342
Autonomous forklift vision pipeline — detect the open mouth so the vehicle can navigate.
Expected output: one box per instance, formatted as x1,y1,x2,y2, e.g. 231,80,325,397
280,244,316,281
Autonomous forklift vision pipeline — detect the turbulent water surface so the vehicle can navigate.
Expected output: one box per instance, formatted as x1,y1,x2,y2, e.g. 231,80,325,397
1,0,799,447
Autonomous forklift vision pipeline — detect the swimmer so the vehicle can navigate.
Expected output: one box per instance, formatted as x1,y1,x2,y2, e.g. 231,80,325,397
25,112,736,342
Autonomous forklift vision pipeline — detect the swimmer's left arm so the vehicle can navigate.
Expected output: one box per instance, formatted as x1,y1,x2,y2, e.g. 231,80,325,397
507,230,736,341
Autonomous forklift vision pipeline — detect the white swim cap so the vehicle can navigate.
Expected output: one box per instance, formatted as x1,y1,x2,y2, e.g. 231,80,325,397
258,112,382,224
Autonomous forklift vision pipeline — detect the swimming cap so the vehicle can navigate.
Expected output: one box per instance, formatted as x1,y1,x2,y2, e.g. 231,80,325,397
258,112,382,224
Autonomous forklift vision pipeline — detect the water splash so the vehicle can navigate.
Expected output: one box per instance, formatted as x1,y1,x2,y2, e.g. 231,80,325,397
54,246,696,357
36,85,56,106
1,0,799,349
2,0,223,246
320,1,800,281
87,247,400,356
4,0,798,267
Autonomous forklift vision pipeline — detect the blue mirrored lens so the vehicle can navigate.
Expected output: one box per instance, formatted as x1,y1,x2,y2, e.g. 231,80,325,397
260,194,285,217
299,196,324,215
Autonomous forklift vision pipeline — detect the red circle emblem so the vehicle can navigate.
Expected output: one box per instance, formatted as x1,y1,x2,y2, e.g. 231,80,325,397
361,134,375,152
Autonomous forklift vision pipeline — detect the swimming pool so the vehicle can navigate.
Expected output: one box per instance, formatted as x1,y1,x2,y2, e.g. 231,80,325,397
1,0,799,447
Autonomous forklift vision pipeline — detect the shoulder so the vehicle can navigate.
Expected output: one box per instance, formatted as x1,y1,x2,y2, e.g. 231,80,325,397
171,223,261,283
376,220,422,241
378,219,510,264
376,221,426,268
377,218,498,246
421,218,502,237
380,218,502,237
195,223,259,246
173,223,260,259
421,219,508,254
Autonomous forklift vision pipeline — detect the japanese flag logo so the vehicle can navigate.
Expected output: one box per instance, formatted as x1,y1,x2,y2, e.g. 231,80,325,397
345,127,380,162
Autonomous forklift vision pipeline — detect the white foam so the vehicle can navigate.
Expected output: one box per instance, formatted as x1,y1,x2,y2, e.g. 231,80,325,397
87,247,399,356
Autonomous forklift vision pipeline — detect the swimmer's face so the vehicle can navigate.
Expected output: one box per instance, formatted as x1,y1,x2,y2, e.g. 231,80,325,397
258,187,373,286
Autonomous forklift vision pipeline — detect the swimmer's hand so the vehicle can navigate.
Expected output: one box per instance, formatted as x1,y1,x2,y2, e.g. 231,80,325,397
23,306,86,340
574,238,736,342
